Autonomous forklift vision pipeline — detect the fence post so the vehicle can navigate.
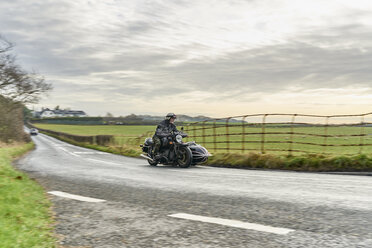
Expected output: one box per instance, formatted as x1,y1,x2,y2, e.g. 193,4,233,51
193,123,196,142
185,125,189,142
261,114,267,154
359,115,365,154
242,116,247,153
323,116,329,154
213,120,217,152
226,118,231,153
288,114,296,156
202,120,206,147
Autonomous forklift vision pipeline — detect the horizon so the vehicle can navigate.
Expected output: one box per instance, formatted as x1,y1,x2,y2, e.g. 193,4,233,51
31,107,372,125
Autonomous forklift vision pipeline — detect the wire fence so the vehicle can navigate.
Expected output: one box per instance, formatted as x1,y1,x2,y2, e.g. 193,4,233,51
184,113,372,156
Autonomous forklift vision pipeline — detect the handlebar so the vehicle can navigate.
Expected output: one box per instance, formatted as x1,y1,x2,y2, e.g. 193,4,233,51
173,131,188,137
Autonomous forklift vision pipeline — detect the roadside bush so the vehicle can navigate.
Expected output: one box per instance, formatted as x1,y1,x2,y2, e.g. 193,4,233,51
0,96,27,143
95,135,113,146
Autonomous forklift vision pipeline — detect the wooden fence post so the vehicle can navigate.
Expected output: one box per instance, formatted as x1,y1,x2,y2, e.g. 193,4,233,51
202,120,206,147
226,118,231,153
261,114,267,154
213,120,217,152
323,116,329,154
359,115,365,154
242,116,247,153
288,114,296,156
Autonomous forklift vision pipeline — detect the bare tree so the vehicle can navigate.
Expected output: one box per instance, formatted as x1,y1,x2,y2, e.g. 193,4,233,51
0,35,52,143
0,36,52,105
0,36,13,53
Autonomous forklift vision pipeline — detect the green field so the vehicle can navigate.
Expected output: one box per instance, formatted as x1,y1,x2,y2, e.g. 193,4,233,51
33,123,372,156
34,123,155,136
34,124,156,146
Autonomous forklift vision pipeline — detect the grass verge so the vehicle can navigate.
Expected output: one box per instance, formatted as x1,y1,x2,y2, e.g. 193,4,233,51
0,142,56,248
207,152,372,172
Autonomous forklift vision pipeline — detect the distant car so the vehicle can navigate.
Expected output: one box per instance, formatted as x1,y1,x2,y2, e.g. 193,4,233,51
30,128,39,136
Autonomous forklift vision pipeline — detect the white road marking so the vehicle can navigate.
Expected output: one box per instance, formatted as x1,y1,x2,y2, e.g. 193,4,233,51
168,213,295,235
86,158,122,166
73,151,105,155
48,191,106,202
57,146,80,157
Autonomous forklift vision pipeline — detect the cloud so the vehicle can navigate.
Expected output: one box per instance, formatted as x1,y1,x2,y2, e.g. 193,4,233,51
0,0,371,116
152,37,372,95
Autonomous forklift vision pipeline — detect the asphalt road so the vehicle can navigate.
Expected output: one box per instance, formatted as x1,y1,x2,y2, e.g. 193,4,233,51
16,132,372,247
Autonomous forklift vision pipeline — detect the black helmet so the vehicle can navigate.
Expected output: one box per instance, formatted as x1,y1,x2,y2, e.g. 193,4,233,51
165,113,177,120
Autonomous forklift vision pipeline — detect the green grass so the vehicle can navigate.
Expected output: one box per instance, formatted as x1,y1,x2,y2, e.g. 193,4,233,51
0,143,56,248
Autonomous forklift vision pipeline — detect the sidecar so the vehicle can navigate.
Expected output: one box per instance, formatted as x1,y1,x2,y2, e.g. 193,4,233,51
187,141,211,165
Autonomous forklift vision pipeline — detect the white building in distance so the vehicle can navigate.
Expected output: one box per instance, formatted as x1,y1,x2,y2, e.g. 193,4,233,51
34,108,87,118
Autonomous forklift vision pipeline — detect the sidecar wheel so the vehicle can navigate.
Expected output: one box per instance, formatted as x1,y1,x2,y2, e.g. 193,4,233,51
178,147,192,168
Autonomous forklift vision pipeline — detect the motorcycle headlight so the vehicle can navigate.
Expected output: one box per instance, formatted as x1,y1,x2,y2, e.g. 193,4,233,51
176,134,183,143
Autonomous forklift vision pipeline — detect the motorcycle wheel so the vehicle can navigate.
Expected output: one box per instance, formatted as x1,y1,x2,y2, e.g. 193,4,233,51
148,159,158,166
177,147,192,168
148,148,158,166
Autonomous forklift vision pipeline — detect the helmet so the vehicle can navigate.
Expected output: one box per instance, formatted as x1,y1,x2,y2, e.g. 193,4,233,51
165,113,177,120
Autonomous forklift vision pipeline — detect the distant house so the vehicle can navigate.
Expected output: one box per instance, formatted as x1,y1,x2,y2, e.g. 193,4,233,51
34,108,87,118
39,109,55,118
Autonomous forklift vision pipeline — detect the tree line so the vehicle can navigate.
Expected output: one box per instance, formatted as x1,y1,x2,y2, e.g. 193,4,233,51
0,36,51,143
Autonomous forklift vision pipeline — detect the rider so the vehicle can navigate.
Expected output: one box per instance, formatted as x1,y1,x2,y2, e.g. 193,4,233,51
153,113,179,160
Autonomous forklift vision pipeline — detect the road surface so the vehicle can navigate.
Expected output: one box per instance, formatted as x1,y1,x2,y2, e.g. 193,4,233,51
16,132,372,247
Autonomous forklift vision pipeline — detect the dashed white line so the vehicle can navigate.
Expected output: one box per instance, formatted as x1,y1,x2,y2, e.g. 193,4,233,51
168,213,295,235
73,151,105,155
86,158,122,166
57,146,80,157
48,191,106,202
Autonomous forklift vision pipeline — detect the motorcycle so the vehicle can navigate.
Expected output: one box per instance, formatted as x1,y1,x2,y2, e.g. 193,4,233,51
140,130,211,168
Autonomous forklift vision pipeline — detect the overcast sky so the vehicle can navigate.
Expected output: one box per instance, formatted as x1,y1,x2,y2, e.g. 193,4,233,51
1,0,372,117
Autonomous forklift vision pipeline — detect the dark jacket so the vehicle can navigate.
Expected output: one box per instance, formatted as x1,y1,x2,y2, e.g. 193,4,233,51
154,120,179,138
